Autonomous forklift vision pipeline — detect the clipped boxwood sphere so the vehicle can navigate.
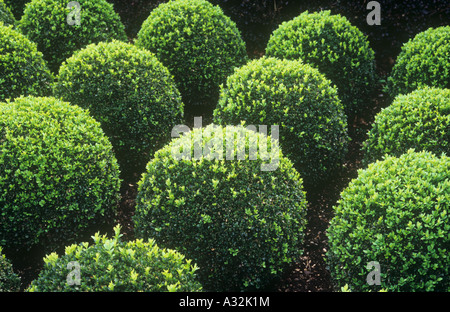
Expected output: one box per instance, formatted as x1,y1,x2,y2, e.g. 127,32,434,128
18,0,127,73
266,10,377,115
0,0,15,26
213,57,349,188
0,247,20,292
0,96,121,254
0,23,52,102
387,26,450,98
54,40,184,179
136,0,248,108
27,225,202,292
363,87,450,166
326,150,449,292
134,124,308,291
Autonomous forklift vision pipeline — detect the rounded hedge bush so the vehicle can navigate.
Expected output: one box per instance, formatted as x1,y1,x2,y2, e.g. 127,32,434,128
0,0,15,26
363,87,450,166
0,23,52,102
27,225,203,292
326,150,449,292
135,0,249,108
18,0,127,73
54,40,184,180
265,10,377,115
133,124,308,291
0,96,121,254
386,26,450,98
213,57,349,188
0,247,20,292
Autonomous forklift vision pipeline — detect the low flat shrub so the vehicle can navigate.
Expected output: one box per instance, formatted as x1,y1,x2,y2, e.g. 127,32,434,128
363,87,450,166
54,40,184,180
27,225,202,292
0,96,121,254
266,10,377,115
327,150,449,292
134,124,308,291
213,56,349,188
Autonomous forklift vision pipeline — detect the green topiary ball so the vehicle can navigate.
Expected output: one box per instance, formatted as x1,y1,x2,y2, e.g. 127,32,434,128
265,10,377,115
27,225,203,292
0,247,20,292
0,96,121,254
386,26,450,98
326,150,449,292
18,0,127,73
0,0,15,26
133,124,308,291
213,56,349,189
362,87,450,166
0,23,52,102
54,40,184,180
135,0,248,108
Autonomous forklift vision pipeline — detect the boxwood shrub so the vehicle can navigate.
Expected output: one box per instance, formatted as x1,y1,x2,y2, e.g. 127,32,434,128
265,10,377,115
0,96,121,254
54,40,184,180
0,23,52,102
18,0,127,73
135,0,248,108
0,247,20,292
133,124,308,291
213,57,349,189
387,26,450,98
0,0,15,26
326,150,449,292
363,87,450,166
27,225,202,292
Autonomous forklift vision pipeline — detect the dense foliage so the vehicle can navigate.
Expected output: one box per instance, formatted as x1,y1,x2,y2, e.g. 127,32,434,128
363,87,450,165
135,0,248,108
386,26,450,98
133,124,308,291
0,0,15,26
0,96,121,254
0,247,20,292
266,10,377,115
0,23,52,102
54,40,184,180
27,225,202,292
213,56,349,188
18,0,127,73
327,150,449,292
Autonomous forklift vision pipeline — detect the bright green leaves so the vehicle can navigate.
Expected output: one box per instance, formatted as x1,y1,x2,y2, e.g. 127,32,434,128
266,10,376,115
133,124,308,291
327,151,450,292
214,56,349,189
0,96,121,254
136,0,248,107
27,226,202,292
363,87,450,166
387,26,450,98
